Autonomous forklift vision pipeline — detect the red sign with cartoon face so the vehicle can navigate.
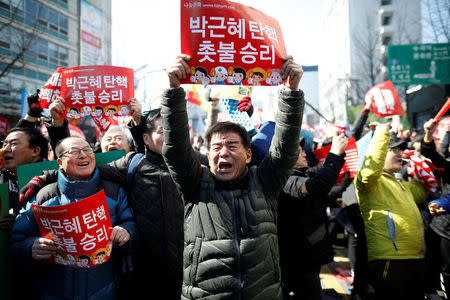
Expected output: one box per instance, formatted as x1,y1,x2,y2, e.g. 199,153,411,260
181,0,287,86
32,190,113,269
59,66,134,120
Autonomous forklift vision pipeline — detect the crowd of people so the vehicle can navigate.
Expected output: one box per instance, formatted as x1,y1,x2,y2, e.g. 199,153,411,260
0,54,449,300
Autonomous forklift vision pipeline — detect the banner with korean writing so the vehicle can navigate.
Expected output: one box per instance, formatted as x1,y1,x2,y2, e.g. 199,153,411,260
59,66,134,120
39,68,64,108
313,137,358,184
364,80,405,118
181,0,286,86
32,190,112,269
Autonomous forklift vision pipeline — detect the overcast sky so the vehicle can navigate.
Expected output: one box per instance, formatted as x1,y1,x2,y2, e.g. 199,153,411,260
111,0,326,71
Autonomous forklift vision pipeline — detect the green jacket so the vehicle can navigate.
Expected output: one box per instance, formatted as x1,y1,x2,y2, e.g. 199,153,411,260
161,87,304,300
355,128,427,262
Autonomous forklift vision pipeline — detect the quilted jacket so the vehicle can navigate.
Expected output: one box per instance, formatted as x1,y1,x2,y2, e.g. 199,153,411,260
161,87,304,299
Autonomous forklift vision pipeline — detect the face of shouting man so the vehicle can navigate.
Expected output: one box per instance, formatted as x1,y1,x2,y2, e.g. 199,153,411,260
384,146,403,173
101,130,131,153
207,131,252,181
57,137,95,181
2,129,44,174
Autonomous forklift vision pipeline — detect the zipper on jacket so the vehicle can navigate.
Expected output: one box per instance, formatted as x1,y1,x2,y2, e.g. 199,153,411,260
394,178,425,253
229,191,242,300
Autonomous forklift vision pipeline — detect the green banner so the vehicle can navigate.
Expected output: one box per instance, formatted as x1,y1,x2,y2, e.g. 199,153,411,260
388,43,450,85
0,183,11,299
17,150,126,190
0,183,8,218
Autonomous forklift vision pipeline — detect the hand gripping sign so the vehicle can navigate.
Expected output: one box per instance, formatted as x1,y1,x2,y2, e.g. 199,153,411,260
181,0,287,86
365,80,405,118
32,190,113,269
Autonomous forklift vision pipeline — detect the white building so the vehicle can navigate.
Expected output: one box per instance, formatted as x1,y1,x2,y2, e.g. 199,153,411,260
317,0,427,127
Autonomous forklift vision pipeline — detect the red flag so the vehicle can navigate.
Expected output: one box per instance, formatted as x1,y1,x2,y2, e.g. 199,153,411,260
365,80,405,118
39,67,64,108
0,116,8,134
313,137,358,184
180,0,287,87
434,98,450,121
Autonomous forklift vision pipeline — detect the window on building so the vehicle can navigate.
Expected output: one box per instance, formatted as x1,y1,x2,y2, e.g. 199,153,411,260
25,0,35,20
59,46,68,64
382,35,392,45
0,0,10,10
48,8,59,31
382,15,392,26
59,14,68,35
381,0,392,5
37,38,47,60
0,25,10,49
10,0,23,16
37,4,47,26
10,27,23,54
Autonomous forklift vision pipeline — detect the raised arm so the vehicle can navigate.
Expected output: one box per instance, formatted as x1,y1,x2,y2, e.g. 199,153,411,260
161,55,203,200
355,123,391,192
258,56,305,199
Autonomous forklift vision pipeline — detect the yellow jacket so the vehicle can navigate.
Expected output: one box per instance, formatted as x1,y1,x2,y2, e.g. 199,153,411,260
355,128,427,261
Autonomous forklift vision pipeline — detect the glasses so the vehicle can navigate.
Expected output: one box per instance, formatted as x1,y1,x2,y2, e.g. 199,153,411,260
60,147,94,157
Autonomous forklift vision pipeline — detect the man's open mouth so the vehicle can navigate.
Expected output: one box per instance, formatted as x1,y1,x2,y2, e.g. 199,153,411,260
218,162,232,171
78,162,90,167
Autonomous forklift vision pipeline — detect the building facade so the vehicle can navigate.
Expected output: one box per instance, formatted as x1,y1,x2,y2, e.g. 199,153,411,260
317,0,424,127
0,0,111,125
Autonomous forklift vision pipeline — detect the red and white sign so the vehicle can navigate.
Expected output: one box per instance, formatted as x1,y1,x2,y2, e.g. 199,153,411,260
39,68,64,108
181,0,287,86
434,116,450,142
32,190,113,269
92,114,119,135
365,80,405,118
0,116,8,134
314,137,359,184
40,123,86,140
60,66,134,120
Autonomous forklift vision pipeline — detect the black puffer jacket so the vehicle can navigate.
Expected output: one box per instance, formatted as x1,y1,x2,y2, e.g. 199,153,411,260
278,152,345,279
161,87,304,299
98,149,184,299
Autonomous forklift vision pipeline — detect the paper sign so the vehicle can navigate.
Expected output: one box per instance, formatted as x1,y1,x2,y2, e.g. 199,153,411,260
39,67,64,108
92,114,119,134
32,190,112,268
181,0,287,86
17,150,126,190
314,137,358,183
220,98,256,135
59,66,134,119
365,80,405,118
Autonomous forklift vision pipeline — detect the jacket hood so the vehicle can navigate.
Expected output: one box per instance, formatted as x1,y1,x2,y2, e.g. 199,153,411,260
57,168,101,199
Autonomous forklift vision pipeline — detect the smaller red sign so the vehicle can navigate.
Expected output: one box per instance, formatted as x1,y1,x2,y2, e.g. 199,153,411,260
32,190,113,269
92,114,119,134
81,30,102,49
365,80,405,118
59,66,134,120
314,137,359,184
0,116,8,134
39,68,64,109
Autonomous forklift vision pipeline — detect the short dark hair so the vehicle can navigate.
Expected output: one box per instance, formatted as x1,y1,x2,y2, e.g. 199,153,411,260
233,67,246,80
205,122,250,150
145,108,161,133
8,127,48,158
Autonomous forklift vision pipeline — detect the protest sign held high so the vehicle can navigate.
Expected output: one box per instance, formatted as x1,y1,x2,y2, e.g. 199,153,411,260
37,66,134,123
181,0,287,86
32,190,113,269
365,80,405,118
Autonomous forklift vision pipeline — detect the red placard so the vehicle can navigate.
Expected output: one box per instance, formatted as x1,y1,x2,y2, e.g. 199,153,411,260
313,137,358,184
39,67,64,109
365,80,405,118
181,0,287,86
92,114,119,134
32,190,113,269
59,66,134,119
0,116,8,134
